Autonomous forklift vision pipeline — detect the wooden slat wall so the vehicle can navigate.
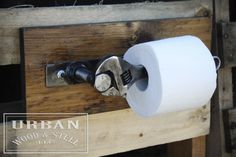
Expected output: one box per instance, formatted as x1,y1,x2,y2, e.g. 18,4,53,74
21,17,212,117
1,105,210,157
0,0,212,65
206,0,232,157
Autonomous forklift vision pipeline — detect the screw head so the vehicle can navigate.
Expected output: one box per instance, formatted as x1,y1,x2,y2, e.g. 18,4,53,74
224,33,229,39
57,70,65,79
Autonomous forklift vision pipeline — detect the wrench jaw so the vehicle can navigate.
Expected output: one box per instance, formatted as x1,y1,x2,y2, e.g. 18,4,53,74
45,56,147,97
94,56,147,97
95,56,126,97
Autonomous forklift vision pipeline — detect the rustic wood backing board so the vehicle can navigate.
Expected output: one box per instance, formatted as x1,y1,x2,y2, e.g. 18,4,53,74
21,17,211,119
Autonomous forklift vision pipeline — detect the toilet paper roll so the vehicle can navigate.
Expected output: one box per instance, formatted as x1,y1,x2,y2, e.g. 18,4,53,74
124,35,217,117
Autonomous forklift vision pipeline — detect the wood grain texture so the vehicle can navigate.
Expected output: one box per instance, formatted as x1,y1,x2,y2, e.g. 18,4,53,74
227,108,236,155
1,105,210,157
218,68,233,156
0,0,212,65
21,17,212,117
206,0,230,157
168,136,206,157
192,136,206,157
220,22,236,67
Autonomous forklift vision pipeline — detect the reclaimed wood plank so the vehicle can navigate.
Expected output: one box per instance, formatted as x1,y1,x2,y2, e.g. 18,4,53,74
0,0,212,65
206,0,231,157
0,104,210,157
168,136,206,157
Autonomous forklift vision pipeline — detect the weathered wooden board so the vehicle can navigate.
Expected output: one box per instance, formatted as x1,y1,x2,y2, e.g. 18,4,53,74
0,105,210,157
222,108,236,155
0,0,212,65
219,22,236,67
21,17,212,116
207,0,232,157
168,136,206,157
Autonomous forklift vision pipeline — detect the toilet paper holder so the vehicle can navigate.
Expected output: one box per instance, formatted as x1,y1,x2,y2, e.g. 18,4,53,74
46,55,147,97
46,54,220,97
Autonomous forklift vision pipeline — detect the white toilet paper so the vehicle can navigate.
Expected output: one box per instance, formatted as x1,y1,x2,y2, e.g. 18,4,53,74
124,35,217,117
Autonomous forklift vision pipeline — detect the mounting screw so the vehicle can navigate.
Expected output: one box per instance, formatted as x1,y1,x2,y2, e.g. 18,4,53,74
224,33,229,39
57,70,65,79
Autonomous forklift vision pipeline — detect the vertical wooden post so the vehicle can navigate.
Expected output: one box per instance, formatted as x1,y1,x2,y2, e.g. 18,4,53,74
168,136,206,157
207,0,232,157
192,136,206,157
